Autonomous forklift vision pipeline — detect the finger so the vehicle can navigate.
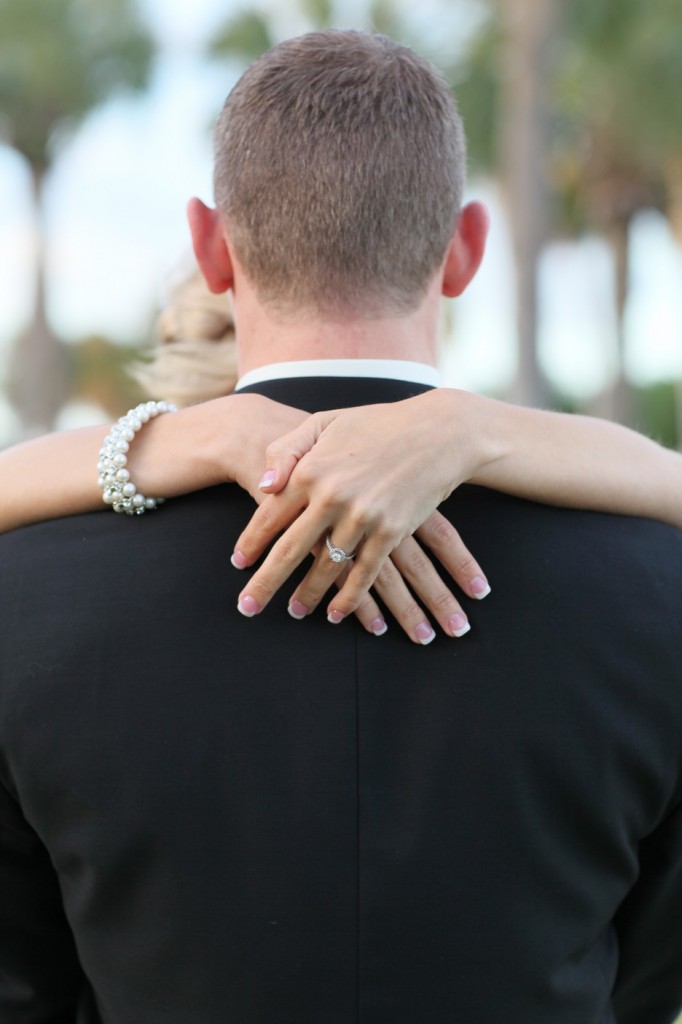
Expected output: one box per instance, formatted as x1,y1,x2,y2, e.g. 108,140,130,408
362,556,437,646
328,562,387,637
417,512,491,600
231,490,307,569
349,593,388,636
389,537,471,638
236,506,338,617
257,410,337,493
284,526,367,620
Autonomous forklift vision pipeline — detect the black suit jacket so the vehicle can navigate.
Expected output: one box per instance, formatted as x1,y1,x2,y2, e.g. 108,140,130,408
1,377,681,1024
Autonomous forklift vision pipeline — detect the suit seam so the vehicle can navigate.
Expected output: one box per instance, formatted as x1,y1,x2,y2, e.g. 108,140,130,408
354,621,361,1024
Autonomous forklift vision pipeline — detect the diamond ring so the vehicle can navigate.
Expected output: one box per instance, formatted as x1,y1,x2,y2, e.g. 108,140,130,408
326,534,356,564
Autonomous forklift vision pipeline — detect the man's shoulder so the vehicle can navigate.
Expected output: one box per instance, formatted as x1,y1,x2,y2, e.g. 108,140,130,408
0,485,250,593
449,483,682,618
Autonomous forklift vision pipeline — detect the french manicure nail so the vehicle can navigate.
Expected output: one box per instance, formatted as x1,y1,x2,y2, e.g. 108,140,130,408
327,610,345,624
369,616,387,636
415,621,436,646
231,549,248,569
238,595,260,617
470,576,491,599
258,470,276,490
448,613,471,638
288,599,309,620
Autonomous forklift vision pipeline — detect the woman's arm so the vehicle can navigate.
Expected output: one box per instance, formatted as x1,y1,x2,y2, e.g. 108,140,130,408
0,394,303,534
0,393,486,644
469,392,682,527
231,387,682,623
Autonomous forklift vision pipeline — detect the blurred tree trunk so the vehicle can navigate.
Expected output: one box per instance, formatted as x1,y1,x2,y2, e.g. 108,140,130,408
666,155,682,450
0,0,153,436
499,0,556,408
606,214,635,426
7,167,70,435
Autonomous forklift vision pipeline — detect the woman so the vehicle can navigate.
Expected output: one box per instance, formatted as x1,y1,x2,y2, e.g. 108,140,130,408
2,270,681,644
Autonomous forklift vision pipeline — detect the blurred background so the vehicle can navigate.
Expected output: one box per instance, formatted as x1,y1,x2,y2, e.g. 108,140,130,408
1,0,681,447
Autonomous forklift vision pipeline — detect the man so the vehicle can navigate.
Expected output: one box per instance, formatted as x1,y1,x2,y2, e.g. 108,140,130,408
1,30,681,1024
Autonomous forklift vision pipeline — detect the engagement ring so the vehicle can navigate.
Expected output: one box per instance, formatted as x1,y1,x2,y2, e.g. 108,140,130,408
326,534,356,564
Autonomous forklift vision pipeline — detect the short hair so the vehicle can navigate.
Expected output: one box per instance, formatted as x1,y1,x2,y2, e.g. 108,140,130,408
213,30,466,320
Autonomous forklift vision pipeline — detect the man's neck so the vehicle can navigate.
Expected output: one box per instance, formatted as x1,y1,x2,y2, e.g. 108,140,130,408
232,284,441,377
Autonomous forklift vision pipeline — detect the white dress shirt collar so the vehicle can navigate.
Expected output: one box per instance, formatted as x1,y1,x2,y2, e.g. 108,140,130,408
235,358,442,391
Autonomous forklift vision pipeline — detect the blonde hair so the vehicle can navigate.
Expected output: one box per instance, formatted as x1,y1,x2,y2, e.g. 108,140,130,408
134,271,238,407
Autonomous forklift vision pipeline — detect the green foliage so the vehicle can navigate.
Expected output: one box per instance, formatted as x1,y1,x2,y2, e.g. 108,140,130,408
444,17,502,175
300,0,333,30
209,10,274,63
439,0,682,235
635,380,678,448
70,334,148,416
0,0,153,171
367,0,410,39
557,0,682,164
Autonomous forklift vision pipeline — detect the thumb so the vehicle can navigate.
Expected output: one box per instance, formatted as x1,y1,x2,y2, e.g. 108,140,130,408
258,410,338,492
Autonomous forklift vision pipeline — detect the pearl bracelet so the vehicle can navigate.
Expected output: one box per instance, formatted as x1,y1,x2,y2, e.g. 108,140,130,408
97,400,177,515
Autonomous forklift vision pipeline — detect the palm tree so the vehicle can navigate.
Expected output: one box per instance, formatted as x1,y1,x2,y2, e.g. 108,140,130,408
550,0,682,424
208,0,558,408
208,1,682,422
0,0,153,433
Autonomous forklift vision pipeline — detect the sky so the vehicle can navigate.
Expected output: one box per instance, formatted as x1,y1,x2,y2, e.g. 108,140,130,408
0,0,681,439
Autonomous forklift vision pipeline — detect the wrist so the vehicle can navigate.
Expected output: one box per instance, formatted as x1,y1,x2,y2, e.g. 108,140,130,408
425,388,509,485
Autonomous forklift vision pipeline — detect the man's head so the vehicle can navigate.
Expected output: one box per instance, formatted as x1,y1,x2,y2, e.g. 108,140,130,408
206,30,469,321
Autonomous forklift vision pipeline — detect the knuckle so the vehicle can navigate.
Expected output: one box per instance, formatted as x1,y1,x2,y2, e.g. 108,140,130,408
453,552,477,578
273,532,302,565
432,589,457,613
253,500,281,534
354,595,376,618
398,600,423,624
376,517,403,549
429,516,458,546
406,547,430,576
247,574,276,602
349,563,377,590
374,558,398,586
292,455,317,488
347,500,374,533
265,439,283,461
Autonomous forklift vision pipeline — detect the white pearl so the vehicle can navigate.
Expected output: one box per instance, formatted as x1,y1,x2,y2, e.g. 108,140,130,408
115,468,130,482
122,482,136,498
114,439,129,453
120,427,135,442
112,453,127,467
144,497,156,509
132,493,145,507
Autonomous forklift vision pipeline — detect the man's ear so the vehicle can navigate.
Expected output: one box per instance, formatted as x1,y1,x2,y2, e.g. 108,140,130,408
441,201,490,298
186,197,234,294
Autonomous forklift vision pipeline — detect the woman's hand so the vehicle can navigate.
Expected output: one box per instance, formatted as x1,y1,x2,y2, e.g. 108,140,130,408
231,390,498,643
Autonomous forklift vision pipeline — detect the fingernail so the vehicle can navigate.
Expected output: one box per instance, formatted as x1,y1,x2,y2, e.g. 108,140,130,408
238,595,260,617
448,613,471,638
369,616,387,636
470,576,491,599
327,609,346,624
415,621,436,646
231,549,248,569
258,470,276,490
288,599,309,620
